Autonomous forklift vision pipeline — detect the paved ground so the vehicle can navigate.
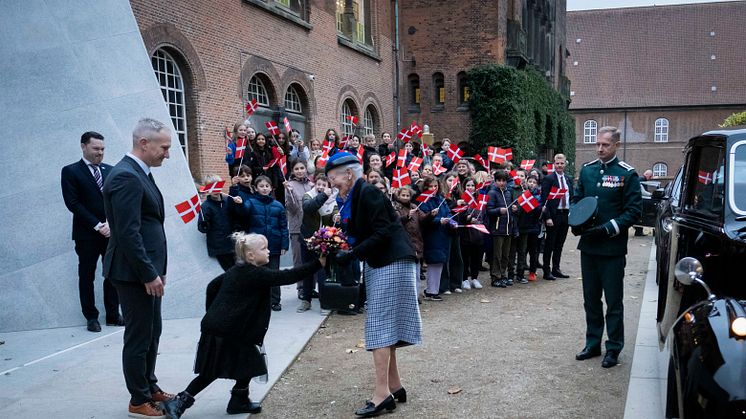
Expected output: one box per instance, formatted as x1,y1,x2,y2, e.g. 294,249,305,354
0,232,667,418
261,233,654,418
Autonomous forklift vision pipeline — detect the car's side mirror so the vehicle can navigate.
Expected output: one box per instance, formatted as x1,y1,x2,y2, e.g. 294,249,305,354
652,189,666,199
674,257,715,300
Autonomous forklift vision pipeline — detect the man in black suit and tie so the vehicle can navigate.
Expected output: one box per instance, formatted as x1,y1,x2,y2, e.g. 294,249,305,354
103,118,174,418
541,153,573,280
61,131,122,333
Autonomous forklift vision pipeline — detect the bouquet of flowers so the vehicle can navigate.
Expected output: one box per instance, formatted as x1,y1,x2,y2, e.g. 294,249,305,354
305,226,350,256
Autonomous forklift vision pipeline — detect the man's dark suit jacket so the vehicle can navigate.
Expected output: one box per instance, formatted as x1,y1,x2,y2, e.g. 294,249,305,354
102,156,167,284
541,172,574,221
61,159,112,241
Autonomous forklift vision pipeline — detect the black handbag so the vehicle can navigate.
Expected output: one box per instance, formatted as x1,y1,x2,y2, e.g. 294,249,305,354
319,259,360,311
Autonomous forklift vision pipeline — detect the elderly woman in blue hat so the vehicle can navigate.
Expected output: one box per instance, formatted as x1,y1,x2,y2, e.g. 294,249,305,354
325,152,423,417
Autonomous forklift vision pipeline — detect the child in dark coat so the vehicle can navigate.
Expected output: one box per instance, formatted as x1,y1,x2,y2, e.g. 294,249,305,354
198,175,242,271
163,233,324,419
418,176,454,301
517,176,543,281
487,171,518,287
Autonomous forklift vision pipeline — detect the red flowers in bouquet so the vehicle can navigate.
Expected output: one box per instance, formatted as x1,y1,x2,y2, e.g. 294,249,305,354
305,226,350,256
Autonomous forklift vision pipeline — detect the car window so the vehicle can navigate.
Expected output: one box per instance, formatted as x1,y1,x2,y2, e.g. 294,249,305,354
684,145,725,219
730,142,746,214
670,168,683,207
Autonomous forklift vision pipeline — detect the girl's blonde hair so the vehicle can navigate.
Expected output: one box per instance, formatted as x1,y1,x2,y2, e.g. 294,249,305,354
231,232,267,265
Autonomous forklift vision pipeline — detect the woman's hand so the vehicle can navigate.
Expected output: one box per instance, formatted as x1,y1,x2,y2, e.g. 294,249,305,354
409,209,417,218
277,148,285,156
333,213,341,223
511,204,518,213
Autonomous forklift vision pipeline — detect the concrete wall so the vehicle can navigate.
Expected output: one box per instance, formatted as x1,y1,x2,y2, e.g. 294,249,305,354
0,0,222,332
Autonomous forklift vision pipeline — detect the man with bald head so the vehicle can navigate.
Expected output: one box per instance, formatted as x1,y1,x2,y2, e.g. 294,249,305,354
103,118,174,418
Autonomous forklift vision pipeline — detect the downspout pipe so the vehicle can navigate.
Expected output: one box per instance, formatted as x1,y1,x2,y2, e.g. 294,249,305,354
393,0,401,131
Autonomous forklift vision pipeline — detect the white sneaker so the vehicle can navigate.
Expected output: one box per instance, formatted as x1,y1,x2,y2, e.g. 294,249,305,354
462,280,471,290
471,279,483,289
297,300,311,313
443,290,452,295
454,288,463,293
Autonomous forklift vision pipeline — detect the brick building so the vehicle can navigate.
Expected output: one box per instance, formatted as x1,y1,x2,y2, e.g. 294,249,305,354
567,1,746,182
398,0,570,150
130,0,397,180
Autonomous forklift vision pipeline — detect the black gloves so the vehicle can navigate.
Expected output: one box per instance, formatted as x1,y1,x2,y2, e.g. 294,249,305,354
582,225,607,239
333,249,355,265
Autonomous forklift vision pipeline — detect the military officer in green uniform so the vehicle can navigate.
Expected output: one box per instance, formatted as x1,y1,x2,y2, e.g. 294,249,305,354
572,126,642,368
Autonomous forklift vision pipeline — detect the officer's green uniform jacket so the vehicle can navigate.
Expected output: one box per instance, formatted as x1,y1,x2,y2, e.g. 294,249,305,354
574,156,642,256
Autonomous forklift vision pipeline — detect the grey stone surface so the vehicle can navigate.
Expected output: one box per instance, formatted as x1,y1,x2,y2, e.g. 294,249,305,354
0,0,223,331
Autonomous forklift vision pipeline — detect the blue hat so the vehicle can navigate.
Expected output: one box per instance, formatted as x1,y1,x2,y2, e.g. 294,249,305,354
325,151,359,175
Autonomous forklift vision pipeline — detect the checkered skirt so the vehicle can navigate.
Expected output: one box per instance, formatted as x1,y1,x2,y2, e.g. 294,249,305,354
363,259,423,350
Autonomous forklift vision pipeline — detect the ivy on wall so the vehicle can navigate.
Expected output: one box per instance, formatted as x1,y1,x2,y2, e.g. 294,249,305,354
721,110,746,127
466,64,575,171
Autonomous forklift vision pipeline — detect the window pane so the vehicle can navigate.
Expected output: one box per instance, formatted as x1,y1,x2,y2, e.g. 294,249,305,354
341,101,353,137
732,144,746,212
151,49,188,161
364,107,374,135
248,76,270,106
687,146,724,219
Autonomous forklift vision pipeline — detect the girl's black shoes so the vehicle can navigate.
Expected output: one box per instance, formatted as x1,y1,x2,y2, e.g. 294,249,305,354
354,394,396,417
391,387,407,403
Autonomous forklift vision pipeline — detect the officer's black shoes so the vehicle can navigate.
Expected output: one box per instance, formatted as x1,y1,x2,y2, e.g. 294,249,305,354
87,319,101,332
602,350,620,368
544,273,557,281
552,270,570,279
575,346,602,360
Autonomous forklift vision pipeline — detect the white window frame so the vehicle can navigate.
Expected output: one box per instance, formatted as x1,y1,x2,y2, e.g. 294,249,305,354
364,107,375,136
341,101,354,137
655,118,669,143
653,162,668,177
248,75,270,106
284,85,302,113
152,49,188,160
583,120,597,144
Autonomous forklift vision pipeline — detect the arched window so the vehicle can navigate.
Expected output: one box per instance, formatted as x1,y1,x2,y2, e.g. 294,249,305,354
433,72,445,106
247,75,270,106
340,99,357,137
583,120,597,144
655,118,669,142
284,85,302,113
653,162,668,177
457,71,470,106
364,105,377,136
408,74,420,108
152,49,188,159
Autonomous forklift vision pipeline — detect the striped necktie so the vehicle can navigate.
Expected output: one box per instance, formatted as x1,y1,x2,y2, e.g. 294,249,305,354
559,174,567,209
90,164,103,191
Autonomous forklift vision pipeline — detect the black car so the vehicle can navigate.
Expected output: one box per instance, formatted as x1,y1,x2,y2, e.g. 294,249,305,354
655,128,746,418
654,166,683,286
638,180,665,228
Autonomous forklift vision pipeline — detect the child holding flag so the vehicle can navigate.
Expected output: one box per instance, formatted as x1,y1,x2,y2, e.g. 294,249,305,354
418,176,454,301
487,171,517,288
517,176,543,282
199,175,242,271
458,177,485,290
393,186,432,303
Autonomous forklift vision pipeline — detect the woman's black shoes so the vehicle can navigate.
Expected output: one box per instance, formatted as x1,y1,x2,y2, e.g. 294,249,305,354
391,387,407,403
226,388,261,414
354,395,396,417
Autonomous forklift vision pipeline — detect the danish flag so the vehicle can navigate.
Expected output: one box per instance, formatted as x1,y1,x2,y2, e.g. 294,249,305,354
545,163,555,174
509,170,522,185
416,189,436,203
385,152,397,168
476,180,492,190
265,121,280,136
356,145,365,164
698,170,713,185
200,180,225,194
397,127,412,143
451,205,468,213
338,136,349,149
175,194,201,224
487,146,507,164
466,224,490,234
396,149,408,168
245,98,258,115
322,139,334,155
317,151,329,168
278,155,287,175
518,190,539,213
446,143,464,164
449,176,460,194
347,115,359,126
263,157,279,171
410,122,423,138
235,137,248,159
547,186,568,200
461,191,477,207
472,193,488,211
473,154,488,169
407,156,423,172
504,148,513,161
520,159,536,170
432,162,448,175
391,169,411,188
283,117,292,134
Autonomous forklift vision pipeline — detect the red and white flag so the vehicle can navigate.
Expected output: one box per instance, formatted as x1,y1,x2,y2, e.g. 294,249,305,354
465,224,490,235
235,137,248,159
460,191,476,207
265,121,280,136
446,143,464,164
410,122,423,138
391,169,411,188
396,149,408,168
488,146,508,164
397,127,412,143
451,205,468,213
279,155,287,176
245,98,258,116
518,190,539,213
432,162,448,175
504,148,513,161
263,157,279,171
283,117,292,134
698,170,713,185
356,145,365,164
476,180,492,190
407,156,423,172
175,194,201,224
472,193,488,211
338,136,349,149
547,186,568,200
473,154,488,169
545,163,555,174
200,180,225,194
520,159,536,170
347,115,359,126
317,151,329,168
449,176,460,194
509,170,522,185
385,152,396,168
322,139,334,155
416,190,436,203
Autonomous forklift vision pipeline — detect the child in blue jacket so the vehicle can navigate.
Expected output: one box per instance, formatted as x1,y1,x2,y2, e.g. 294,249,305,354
487,171,518,287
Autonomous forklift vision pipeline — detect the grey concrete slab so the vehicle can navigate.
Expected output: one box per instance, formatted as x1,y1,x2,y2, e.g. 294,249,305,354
0,283,329,418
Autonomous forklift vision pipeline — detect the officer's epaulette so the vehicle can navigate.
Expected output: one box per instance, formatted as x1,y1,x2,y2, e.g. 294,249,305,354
583,159,600,167
618,161,635,171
